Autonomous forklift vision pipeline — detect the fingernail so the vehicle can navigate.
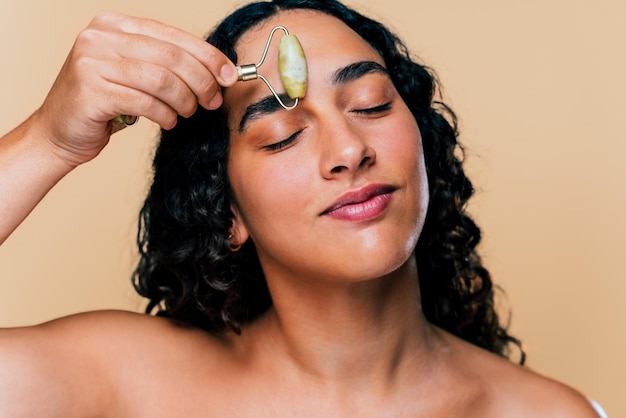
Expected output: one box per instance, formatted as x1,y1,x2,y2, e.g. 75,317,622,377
208,93,223,109
220,64,236,83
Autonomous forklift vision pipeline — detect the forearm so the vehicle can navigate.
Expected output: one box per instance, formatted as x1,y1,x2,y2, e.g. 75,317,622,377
0,112,74,244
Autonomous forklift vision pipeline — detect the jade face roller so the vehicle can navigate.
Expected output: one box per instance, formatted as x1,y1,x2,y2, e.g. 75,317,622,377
236,26,308,110
111,27,306,126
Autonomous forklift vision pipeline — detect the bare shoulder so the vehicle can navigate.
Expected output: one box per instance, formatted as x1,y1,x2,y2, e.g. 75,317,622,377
438,329,602,418
0,310,229,417
0,310,223,357
488,362,602,418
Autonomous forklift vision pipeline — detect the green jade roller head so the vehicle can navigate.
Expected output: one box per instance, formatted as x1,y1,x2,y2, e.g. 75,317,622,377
236,26,308,110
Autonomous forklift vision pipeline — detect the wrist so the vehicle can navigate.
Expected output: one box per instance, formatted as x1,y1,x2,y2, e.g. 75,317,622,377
16,111,78,174
29,106,103,170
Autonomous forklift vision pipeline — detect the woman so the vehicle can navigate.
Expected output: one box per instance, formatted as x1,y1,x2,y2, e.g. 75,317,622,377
0,0,603,416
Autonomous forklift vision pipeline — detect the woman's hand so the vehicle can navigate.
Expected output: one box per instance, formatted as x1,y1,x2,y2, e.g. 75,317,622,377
36,11,237,167
0,13,237,244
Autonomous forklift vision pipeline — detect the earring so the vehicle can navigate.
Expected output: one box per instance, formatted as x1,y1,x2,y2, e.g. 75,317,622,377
228,232,242,252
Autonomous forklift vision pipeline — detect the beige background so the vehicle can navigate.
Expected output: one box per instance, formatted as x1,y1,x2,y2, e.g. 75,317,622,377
1,0,624,415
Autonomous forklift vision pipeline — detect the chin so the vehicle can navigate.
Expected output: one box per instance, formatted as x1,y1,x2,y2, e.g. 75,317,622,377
329,244,418,284
337,225,420,280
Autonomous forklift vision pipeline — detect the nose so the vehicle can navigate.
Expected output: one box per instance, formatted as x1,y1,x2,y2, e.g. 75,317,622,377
319,118,376,179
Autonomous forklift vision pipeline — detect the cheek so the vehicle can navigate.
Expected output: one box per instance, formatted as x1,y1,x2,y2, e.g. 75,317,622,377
229,152,314,233
380,114,424,175
380,115,429,221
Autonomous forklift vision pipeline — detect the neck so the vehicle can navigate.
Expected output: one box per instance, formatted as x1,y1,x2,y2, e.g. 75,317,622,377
245,254,438,388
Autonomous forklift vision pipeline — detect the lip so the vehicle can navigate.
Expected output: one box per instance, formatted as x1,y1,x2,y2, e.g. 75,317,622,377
321,184,396,221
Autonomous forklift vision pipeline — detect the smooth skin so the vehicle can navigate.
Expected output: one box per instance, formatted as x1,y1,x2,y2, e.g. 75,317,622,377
0,9,601,418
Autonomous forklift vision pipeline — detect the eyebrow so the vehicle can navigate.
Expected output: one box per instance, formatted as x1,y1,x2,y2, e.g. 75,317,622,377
331,60,388,86
238,60,388,133
238,93,294,133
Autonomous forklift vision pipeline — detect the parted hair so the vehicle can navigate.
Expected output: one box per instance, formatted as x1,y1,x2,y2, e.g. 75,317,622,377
133,0,523,362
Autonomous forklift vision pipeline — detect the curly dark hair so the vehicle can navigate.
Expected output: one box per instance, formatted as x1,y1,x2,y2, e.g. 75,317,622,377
133,0,523,362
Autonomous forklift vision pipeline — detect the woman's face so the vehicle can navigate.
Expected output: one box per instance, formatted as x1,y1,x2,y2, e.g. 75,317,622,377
224,10,428,283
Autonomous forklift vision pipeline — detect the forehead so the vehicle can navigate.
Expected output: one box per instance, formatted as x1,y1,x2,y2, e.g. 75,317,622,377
233,10,377,65
223,10,384,121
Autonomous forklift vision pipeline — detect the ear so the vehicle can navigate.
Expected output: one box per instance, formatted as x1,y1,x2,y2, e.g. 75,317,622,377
229,203,250,247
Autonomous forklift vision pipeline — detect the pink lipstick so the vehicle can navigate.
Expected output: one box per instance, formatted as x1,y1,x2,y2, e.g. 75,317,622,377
322,184,395,222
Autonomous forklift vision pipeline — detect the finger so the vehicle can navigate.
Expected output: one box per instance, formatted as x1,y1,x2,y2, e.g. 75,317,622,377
105,58,201,118
86,70,181,130
90,12,238,87
105,84,180,130
108,32,224,111
66,53,181,129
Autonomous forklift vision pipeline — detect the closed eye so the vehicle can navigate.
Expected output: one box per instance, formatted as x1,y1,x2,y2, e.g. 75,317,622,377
353,102,392,115
263,129,304,151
